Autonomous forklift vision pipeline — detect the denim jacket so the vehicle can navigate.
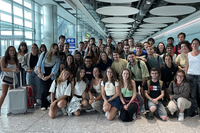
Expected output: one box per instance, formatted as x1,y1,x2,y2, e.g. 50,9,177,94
36,51,60,80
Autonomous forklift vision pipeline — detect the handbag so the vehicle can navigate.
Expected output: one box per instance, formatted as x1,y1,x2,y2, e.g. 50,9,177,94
2,75,13,84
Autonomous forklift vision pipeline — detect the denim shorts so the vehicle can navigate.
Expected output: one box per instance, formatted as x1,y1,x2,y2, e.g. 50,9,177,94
148,100,167,117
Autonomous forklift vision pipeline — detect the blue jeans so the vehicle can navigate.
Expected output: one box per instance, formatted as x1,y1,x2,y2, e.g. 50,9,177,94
26,70,41,99
148,100,167,117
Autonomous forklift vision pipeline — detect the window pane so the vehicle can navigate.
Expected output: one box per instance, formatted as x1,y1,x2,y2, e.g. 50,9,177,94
1,31,12,35
24,10,32,20
14,17,23,26
14,40,21,49
0,1,11,13
25,31,32,39
24,0,32,9
0,13,12,23
25,21,32,28
14,31,23,36
1,40,8,56
14,5,23,17
13,0,22,5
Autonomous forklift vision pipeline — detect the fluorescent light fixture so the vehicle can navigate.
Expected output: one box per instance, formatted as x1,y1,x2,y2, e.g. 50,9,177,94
154,17,200,39
146,0,151,4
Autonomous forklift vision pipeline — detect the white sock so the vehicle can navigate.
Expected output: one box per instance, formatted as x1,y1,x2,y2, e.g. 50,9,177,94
179,113,184,116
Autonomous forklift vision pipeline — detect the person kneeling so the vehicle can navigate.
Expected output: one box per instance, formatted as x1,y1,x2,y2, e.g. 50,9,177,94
167,70,191,121
49,69,71,118
144,68,167,121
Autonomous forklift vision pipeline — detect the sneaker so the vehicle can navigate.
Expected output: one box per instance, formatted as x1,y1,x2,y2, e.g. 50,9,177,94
41,107,46,111
61,108,67,116
145,111,154,120
190,111,199,117
178,113,184,122
105,111,108,117
85,108,95,112
47,107,50,110
132,113,136,120
140,105,146,113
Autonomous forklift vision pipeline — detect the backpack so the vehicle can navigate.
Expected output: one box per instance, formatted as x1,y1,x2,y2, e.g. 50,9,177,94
147,80,163,94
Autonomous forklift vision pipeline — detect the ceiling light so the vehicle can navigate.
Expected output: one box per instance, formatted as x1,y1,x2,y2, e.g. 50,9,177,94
146,0,151,4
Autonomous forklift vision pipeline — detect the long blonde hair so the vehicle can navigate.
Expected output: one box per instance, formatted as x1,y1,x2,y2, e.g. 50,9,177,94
46,43,60,62
57,69,71,85
119,69,133,91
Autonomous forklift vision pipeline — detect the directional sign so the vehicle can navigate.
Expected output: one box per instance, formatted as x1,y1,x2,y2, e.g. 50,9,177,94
66,38,76,53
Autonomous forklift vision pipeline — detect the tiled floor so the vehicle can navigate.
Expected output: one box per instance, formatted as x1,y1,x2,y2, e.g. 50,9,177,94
0,91,200,133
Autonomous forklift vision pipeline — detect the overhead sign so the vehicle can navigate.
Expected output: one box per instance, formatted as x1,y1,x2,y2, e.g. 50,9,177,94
66,38,76,53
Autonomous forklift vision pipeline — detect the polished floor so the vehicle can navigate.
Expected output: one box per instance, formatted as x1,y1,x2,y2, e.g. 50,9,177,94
0,90,200,133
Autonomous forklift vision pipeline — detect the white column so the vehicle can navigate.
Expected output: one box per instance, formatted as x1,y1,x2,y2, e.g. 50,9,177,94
43,4,57,50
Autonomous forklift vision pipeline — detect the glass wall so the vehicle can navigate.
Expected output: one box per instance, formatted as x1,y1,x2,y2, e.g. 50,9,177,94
0,0,43,56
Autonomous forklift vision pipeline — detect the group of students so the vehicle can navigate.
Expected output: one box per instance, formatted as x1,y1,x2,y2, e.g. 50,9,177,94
0,33,200,123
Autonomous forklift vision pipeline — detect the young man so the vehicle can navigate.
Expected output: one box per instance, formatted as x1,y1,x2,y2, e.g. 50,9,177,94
98,39,103,47
111,50,128,78
134,42,147,60
146,45,164,78
72,41,85,57
127,52,149,109
82,56,94,85
83,41,88,50
143,41,149,51
160,43,177,63
106,36,115,51
167,37,174,45
120,44,130,60
124,39,128,45
144,68,167,121
173,32,186,55
84,37,95,57
129,37,135,52
58,35,66,63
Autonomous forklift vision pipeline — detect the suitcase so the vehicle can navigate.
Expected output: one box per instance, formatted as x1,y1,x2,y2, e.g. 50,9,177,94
25,85,35,108
7,72,27,115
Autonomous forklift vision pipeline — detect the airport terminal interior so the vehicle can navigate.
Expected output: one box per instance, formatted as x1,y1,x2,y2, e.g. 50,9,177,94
1,0,200,132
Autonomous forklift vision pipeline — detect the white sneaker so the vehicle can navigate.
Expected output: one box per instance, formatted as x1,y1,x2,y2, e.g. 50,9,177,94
85,108,95,112
61,108,67,116
140,105,146,113
178,113,184,121
41,107,46,111
105,111,108,117
132,113,136,120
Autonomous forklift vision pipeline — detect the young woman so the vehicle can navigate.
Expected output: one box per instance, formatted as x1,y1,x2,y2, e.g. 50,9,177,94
156,42,166,55
39,44,47,54
36,43,60,111
167,70,191,121
60,54,77,78
119,69,139,122
116,42,124,57
185,38,200,117
105,45,113,60
101,67,120,120
49,69,72,118
161,54,179,101
64,43,70,56
72,66,88,116
87,43,99,65
17,42,28,85
0,46,19,113
74,52,83,69
100,44,106,53
175,41,191,72
88,67,103,114
21,43,40,103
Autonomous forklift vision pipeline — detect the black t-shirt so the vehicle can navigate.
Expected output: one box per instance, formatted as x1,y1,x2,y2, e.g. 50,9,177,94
82,64,94,81
144,80,166,101
96,58,113,71
59,52,66,63
30,54,38,69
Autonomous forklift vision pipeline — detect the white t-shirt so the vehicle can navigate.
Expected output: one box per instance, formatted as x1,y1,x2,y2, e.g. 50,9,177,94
101,81,119,96
74,79,87,96
49,80,71,99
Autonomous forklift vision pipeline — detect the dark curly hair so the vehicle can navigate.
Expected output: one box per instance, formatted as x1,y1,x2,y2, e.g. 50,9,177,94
5,46,18,64
18,42,28,54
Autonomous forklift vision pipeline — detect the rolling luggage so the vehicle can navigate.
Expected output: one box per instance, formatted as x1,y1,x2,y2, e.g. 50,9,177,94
25,85,35,108
7,72,27,115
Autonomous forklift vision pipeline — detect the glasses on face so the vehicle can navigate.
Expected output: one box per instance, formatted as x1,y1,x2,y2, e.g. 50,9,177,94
85,60,91,63
177,75,184,78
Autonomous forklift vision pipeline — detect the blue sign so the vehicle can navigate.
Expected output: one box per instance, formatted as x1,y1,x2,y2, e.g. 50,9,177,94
66,38,76,53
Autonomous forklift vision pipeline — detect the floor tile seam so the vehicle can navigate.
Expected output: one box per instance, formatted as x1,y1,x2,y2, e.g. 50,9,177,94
185,118,198,133
22,111,48,133
155,118,163,133
57,117,69,133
